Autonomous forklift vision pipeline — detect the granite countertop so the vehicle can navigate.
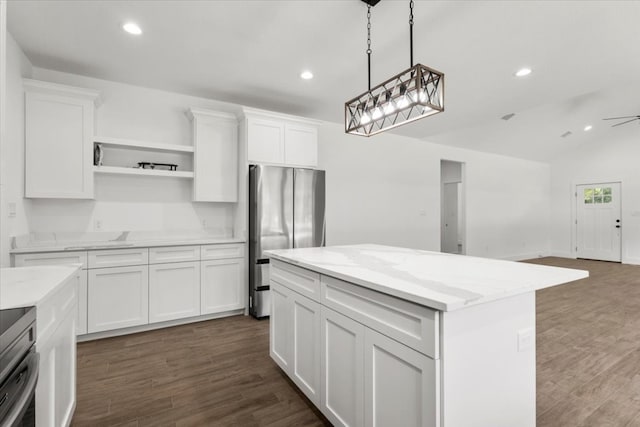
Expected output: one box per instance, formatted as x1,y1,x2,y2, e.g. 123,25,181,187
10,231,246,254
266,244,589,312
0,265,81,309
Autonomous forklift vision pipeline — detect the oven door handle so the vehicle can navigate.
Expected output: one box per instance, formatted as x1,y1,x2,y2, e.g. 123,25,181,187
2,352,39,427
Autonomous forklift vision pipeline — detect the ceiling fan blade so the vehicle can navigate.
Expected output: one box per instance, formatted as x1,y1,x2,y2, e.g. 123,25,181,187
603,116,640,120
611,118,639,127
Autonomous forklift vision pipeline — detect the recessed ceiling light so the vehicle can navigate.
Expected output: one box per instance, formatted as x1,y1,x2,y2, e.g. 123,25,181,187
515,67,532,77
300,70,314,80
584,125,593,131
122,22,142,35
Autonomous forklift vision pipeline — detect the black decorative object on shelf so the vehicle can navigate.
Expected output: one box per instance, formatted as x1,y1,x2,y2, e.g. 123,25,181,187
137,162,178,171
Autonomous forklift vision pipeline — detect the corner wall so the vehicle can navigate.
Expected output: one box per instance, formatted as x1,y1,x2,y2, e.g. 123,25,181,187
318,122,551,260
550,128,640,264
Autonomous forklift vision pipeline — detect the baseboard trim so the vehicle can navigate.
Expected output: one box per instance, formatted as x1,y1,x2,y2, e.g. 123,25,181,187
498,252,547,261
78,309,246,342
622,257,640,266
549,251,575,259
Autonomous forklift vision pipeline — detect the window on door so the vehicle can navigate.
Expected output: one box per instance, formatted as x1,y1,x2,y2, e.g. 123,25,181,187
583,187,613,204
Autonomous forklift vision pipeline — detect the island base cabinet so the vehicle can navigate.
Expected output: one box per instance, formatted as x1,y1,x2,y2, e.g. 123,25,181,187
270,283,292,371
200,259,244,314
88,265,149,333
36,305,76,427
364,328,438,427
76,271,88,335
320,307,365,427
149,261,200,323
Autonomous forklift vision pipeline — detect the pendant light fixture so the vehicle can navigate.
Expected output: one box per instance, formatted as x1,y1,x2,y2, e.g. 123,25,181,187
345,0,444,136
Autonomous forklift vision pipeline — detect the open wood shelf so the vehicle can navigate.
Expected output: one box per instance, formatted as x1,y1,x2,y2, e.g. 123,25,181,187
93,136,194,153
93,165,194,178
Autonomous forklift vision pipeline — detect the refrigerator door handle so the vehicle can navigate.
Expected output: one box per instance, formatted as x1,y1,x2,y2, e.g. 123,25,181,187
256,258,270,265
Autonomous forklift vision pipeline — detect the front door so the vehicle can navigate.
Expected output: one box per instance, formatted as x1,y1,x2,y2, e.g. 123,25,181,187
576,182,621,262
441,182,459,254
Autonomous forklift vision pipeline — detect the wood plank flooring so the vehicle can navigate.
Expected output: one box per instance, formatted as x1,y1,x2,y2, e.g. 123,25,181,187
72,257,640,426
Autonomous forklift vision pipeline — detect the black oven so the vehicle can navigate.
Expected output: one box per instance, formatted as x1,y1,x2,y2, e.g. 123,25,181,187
0,307,38,427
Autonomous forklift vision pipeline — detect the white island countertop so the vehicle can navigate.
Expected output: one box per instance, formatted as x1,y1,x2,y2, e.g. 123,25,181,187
267,244,589,311
0,265,81,309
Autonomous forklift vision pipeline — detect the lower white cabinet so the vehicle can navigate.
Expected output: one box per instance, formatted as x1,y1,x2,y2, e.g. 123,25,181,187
88,265,149,333
149,261,200,323
364,328,437,427
321,307,365,427
201,258,245,314
35,269,77,427
76,270,88,335
270,282,292,371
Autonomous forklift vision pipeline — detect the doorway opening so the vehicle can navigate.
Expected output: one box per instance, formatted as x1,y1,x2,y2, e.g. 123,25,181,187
440,160,465,254
575,181,621,262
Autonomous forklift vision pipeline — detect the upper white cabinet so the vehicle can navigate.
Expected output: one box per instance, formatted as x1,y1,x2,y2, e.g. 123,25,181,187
24,79,100,199
242,107,320,168
188,108,238,202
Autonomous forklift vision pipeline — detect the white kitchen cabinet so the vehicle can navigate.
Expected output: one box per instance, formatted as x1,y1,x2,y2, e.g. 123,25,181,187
34,268,77,427
76,270,88,335
284,123,318,167
87,247,148,269
149,261,201,323
364,328,437,427
321,307,365,427
242,107,319,167
270,282,293,372
291,291,322,405
188,108,238,202
87,265,149,333
201,258,244,314
247,116,285,165
23,79,100,199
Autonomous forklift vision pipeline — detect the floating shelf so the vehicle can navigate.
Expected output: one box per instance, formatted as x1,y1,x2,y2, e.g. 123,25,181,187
93,136,194,153
94,165,194,178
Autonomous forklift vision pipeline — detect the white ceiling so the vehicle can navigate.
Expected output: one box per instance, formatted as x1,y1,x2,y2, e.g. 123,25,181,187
7,0,640,161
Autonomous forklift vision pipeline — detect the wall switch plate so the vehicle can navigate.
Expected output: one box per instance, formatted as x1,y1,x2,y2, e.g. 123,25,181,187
517,328,535,352
7,202,16,218
94,219,103,230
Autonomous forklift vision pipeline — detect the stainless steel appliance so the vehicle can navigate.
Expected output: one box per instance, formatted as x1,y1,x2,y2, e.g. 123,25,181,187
0,306,38,427
249,165,326,318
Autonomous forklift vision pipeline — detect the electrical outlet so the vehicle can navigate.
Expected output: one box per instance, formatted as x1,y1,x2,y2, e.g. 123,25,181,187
517,328,535,352
94,219,103,231
202,219,208,229
418,209,426,216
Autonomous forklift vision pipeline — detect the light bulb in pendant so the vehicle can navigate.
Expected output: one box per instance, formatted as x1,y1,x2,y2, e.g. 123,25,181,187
361,112,371,125
372,107,383,120
384,103,396,115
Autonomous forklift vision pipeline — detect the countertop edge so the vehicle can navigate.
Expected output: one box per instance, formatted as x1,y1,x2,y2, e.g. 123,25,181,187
267,252,589,312
1,264,81,309
10,239,247,254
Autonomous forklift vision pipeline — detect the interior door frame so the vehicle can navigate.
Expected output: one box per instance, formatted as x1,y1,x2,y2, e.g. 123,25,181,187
571,179,622,261
440,159,466,255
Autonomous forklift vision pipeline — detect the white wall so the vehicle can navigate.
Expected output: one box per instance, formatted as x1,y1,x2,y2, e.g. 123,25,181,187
11,67,241,240
0,32,33,267
550,128,640,264
318,122,551,260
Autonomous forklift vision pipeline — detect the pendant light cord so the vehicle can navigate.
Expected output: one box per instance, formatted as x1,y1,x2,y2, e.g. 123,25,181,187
367,5,372,91
409,0,414,68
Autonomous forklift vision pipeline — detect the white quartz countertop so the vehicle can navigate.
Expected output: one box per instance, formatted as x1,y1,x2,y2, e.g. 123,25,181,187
10,232,245,254
266,244,589,311
0,265,81,309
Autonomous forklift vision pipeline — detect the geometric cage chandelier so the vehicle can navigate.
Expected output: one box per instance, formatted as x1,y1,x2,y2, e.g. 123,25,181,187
345,0,445,136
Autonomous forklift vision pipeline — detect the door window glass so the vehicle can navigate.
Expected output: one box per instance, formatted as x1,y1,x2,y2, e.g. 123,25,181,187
584,188,593,204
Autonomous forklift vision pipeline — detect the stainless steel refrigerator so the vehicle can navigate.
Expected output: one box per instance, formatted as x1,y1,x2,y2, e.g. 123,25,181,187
249,165,326,318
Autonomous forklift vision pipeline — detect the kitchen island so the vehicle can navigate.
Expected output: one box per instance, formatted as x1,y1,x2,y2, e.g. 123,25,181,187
1,265,80,427
266,244,588,427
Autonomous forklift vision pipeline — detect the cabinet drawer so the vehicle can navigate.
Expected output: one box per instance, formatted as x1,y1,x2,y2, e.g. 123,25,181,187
200,243,244,260
13,251,87,269
149,245,200,264
321,275,439,359
88,248,149,268
271,260,320,302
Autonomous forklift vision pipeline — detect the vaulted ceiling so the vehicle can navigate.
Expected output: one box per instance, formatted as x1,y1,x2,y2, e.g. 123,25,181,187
8,0,640,161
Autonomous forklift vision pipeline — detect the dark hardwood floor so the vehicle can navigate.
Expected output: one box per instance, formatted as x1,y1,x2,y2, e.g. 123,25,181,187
72,257,640,426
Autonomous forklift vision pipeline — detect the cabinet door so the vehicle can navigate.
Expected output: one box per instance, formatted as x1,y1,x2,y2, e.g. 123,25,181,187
25,91,94,198
149,261,201,323
291,292,321,405
247,117,285,164
36,341,55,427
13,250,88,269
284,123,318,167
201,258,245,314
270,282,293,372
192,112,238,202
88,265,149,333
321,307,365,427
77,270,88,335
364,329,438,427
